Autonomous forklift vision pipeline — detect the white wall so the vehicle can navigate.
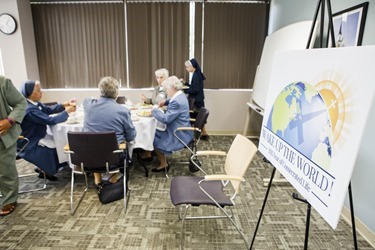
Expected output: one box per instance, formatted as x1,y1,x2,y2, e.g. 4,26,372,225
41,88,259,136
0,0,39,88
270,0,375,244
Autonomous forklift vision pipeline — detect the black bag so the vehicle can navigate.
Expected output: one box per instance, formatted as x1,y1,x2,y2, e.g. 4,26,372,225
98,180,125,204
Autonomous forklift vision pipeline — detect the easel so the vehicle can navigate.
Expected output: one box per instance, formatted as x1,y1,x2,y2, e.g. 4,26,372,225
249,0,359,249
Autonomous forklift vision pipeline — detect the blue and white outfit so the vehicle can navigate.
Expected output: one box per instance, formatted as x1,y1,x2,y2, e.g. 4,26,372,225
20,81,69,175
152,90,193,155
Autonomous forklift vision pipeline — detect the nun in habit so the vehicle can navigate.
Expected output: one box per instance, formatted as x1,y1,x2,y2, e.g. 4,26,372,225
19,80,76,180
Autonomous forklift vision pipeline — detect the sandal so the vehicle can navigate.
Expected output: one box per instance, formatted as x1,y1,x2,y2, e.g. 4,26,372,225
0,202,17,217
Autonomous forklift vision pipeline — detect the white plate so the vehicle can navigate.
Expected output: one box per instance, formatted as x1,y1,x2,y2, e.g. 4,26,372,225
136,110,152,117
138,104,153,109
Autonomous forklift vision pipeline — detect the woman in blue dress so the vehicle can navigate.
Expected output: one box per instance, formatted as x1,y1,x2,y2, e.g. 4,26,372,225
19,80,76,180
151,76,193,172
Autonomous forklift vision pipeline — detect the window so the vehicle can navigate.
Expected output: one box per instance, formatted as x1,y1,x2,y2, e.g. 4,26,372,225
31,1,268,89
126,2,189,87
32,3,126,88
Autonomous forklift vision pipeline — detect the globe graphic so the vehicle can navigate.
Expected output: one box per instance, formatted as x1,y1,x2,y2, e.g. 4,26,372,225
266,81,332,170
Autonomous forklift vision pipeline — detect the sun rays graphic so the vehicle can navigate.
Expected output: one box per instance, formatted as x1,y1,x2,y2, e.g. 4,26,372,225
314,72,353,150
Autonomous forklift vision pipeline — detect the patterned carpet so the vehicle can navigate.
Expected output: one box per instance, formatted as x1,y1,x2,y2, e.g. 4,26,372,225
0,136,373,250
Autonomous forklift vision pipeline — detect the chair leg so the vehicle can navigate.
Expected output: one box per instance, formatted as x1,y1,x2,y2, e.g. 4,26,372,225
164,164,170,179
18,172,47,194
218,207,249,249
135,150,149,177
1,172,47,197
70,171,88,215
123,165,130,212
178,205,249,248
178,204,189,249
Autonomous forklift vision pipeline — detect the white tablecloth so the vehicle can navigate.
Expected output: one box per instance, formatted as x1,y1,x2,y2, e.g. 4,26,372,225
49,113,157,164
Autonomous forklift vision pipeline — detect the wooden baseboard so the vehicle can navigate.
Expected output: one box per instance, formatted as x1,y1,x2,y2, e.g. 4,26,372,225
341,206,375,248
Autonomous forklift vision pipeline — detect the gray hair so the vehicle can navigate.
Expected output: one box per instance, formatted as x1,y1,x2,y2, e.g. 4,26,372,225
98,76,119,99
184,60,192,67
162,76,183,91
155,68,169,78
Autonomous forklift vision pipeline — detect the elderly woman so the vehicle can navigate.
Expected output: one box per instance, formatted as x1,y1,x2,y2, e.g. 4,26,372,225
19,80,76,181
141,68,169,105
151,76,193,172
83,76,136,187
140,68,169,162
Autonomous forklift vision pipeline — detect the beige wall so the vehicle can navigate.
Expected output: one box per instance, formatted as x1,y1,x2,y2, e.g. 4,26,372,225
41,88,262,136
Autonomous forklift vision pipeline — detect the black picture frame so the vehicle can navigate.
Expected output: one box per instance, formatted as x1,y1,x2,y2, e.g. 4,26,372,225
328,2,369,47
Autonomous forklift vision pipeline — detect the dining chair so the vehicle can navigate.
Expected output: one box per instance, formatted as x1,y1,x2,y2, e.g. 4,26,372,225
165,107,210,178
187,96,195,119
43,101,58,106
64,131,128,215
169,134,258,249
0,136,47,198
116,96,126,104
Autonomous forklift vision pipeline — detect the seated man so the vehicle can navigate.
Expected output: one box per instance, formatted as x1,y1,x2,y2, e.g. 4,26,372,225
83,76,136,187
19,80,76,181
151,76,193,172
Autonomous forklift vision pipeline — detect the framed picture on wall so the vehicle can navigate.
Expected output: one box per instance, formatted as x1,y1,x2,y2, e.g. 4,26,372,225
328,2,369,47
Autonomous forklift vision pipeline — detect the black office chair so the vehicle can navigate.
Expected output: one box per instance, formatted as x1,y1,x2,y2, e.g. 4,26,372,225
170,134,258,248
187,96,195,119
166,107,210,178
65,131,128,215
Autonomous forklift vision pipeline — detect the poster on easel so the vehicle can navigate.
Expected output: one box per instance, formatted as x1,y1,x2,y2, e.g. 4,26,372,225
258,45,375,229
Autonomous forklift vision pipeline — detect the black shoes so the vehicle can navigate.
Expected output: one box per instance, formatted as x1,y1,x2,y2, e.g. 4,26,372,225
151,165,170,173
200,135,209,141
94,182,103,190
38,172,58,181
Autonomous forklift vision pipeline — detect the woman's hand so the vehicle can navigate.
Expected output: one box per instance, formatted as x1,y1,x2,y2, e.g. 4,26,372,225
65,105,76,114
158,100,166,107
62,101,70,107
0,119,12,136
140,94,147,102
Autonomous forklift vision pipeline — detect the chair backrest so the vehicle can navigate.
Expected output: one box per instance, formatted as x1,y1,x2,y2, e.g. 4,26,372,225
43,101,58,106
67,131,120,170
116,96,126,104
188,96,195,111
225,134,258,193
193,107,209,139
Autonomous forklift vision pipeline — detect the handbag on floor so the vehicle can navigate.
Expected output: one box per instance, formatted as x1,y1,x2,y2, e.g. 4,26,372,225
97,176,125,204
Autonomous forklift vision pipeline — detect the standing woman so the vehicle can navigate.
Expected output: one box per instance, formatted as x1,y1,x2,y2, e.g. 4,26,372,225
181,58,209,140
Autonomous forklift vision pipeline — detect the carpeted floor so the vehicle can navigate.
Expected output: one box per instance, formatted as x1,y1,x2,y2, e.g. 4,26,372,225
0,135,373,250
